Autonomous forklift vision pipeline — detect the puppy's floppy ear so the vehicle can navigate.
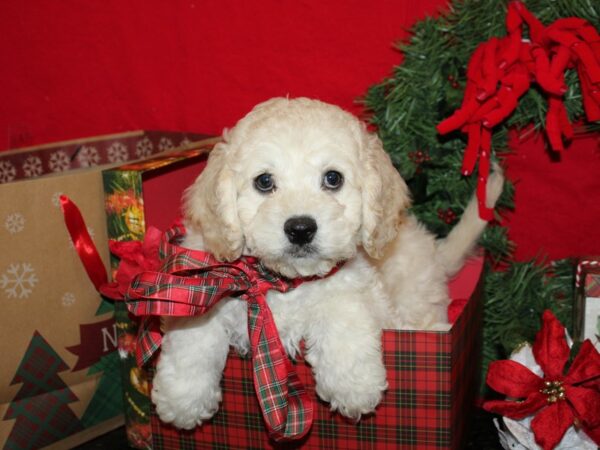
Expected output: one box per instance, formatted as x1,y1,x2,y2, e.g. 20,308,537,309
360,130,411,259
183,142,243,261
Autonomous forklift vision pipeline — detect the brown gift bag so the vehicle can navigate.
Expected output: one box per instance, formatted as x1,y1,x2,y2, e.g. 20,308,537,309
0,131,207,449
0,168,122,450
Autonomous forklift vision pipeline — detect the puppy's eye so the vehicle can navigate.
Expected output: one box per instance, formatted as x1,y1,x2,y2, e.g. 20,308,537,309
254,173,276,193
322,170,344,191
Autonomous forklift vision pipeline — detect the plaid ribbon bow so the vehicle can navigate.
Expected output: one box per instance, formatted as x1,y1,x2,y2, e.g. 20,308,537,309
125,224,316,442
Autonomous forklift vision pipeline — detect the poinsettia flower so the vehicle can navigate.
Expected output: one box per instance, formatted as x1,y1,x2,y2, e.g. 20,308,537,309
484,310,600,450
493,342,598,450
100,226,162,299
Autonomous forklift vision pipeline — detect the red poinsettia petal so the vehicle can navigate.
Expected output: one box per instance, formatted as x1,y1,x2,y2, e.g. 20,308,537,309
115,260,145,296
565,340,600,385
582,422,600,447
141,226,162,270
108,239,143,261
532,310,569,379
531,401,573,450
483,391,548,419
98,281,122,300
582,376,600,391
486,359,543,398
565,385,600,428
107,228,163,295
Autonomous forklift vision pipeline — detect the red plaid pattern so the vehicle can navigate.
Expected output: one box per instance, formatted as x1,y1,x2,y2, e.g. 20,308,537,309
150,270,483,449
125,224,315,442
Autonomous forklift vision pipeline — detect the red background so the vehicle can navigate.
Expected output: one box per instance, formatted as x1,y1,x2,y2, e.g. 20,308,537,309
1,0,598,261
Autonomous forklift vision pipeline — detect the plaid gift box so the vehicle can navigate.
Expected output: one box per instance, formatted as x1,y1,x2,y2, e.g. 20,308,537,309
574,257,600,351
149,255,484,450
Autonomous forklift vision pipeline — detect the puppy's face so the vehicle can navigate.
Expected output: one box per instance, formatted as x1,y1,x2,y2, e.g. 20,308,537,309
231,115,364,277
185,98,410,278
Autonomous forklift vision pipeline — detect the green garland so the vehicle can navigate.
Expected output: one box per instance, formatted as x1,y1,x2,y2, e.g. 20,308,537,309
365,0,599,385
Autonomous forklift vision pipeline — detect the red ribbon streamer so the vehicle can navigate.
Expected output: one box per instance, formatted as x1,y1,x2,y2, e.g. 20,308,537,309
437,1,600,220
60,195,108,290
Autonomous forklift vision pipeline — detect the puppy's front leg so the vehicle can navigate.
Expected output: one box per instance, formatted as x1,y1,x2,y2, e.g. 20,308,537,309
152,312,229,429
304,311,387,419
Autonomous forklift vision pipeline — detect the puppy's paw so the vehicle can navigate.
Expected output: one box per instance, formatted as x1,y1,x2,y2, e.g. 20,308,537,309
314,363,388,420
152,369,222,429
319,383,387,420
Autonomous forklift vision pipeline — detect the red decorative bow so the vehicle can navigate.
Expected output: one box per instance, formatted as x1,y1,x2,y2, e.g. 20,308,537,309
437,1,600,220
483,310,600,450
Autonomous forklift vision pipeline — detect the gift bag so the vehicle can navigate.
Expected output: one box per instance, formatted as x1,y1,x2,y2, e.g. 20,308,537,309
0,131,208,450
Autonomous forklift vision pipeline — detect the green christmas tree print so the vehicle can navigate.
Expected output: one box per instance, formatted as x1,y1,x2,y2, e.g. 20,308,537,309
3,331,83,449
80,352,122,428
77,297,123,428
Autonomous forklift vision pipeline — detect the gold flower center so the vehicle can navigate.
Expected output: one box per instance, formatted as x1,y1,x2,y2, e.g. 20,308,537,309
540,380,566,403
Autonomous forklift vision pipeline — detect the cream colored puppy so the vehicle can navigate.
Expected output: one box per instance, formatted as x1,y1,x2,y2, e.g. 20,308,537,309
151,97,503,430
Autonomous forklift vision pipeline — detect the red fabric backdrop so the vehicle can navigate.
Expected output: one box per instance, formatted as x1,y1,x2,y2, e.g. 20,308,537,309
1,1,599,261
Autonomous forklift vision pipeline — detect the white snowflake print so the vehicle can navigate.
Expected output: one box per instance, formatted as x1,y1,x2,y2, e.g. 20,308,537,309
48,150,70,172
5,213,25,234
158,137,174,152
135,137,153,158
76,145,100,167
22,156,43,178
107,142,129,163
0,160,17,183
61,292,76,306
51,192,64,208
1,263,38,299
179,137,192,147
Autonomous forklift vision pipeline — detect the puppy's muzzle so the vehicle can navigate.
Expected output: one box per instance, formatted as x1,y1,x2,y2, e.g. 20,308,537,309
284,216,317,245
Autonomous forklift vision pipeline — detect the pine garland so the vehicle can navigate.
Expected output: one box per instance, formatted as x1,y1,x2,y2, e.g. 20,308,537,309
365,0,599,384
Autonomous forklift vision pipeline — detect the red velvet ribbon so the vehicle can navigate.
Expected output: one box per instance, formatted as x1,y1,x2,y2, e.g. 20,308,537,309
437,1,600,220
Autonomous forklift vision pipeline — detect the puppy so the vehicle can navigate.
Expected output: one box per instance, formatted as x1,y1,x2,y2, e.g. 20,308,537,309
151,97,503,429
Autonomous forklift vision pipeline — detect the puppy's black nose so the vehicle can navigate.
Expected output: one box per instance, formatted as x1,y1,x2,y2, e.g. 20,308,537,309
284,216,317,245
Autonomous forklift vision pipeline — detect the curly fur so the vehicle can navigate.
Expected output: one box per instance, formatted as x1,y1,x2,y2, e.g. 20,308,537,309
152,97,504,429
